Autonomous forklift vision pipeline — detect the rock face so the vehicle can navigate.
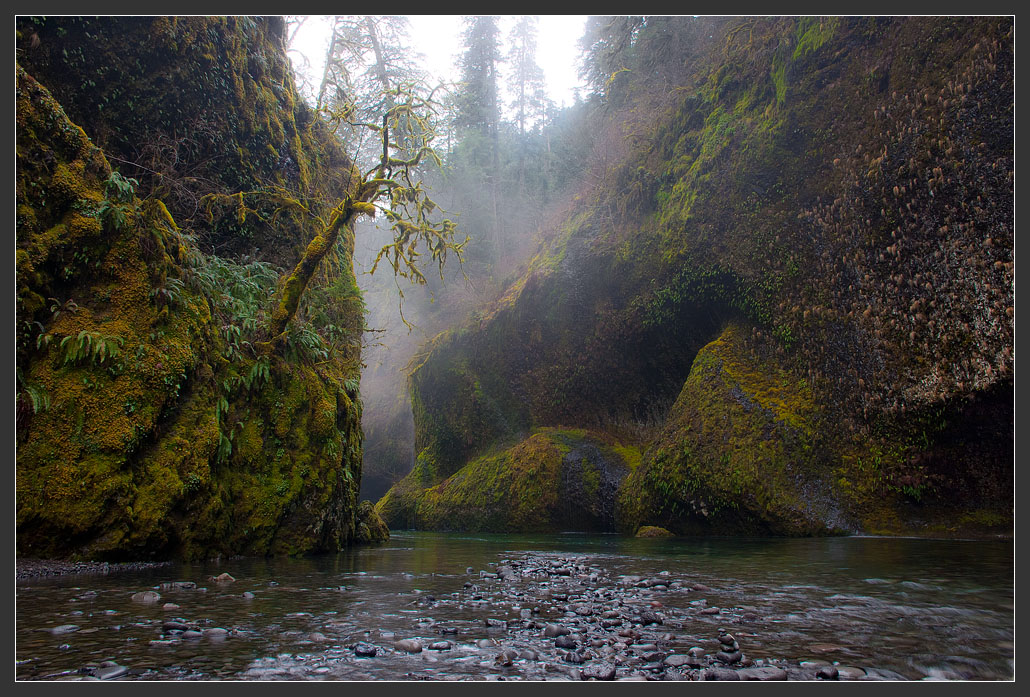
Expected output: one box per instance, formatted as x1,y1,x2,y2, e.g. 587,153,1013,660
16,17,373,560
379,17,1012,537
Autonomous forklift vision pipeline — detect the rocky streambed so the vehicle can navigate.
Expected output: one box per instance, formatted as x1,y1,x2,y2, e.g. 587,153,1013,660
20,538,1010,681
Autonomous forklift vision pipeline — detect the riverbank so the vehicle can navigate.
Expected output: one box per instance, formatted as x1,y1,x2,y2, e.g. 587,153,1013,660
16,559,172,581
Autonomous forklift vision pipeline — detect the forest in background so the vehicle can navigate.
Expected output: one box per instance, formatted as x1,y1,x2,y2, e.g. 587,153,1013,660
293,16,706,499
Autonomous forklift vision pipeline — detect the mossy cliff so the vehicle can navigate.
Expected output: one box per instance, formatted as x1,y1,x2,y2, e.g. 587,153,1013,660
380,17,1012,538
16,16,387,561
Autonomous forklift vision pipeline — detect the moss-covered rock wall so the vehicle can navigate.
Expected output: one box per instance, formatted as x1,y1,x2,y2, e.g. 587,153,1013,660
381,17,1012,538
16,16,386,561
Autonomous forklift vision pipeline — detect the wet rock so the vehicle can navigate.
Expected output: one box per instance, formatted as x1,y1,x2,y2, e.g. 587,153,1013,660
428,641,452,651
563,651,585,664
816,665,840,680
836,666,868,680
642,651,666,663
702,667,741,681
394,639,423,653
130,591,160,604
50,624,79,634
213,573,235,583
543,623,570,638
182,630,203,639
739,667,788,681
519,649,539,661
862,668,909,680
582,663,617,680
688,646,706,657
715,650,742,664
308,632,327,642
663,669,690,681
354,642,378,657
495,648,519,665
242,591,255,599
160,581,196,590
95,664,128,680
663,654,695,668
162,620,192,632
162,603,180,610
555,635,577,649
485,618,506,628
202,627,229,638
637,611,662,625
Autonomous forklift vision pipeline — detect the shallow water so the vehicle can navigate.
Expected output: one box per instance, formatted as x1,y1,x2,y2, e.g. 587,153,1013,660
16,532,1014,681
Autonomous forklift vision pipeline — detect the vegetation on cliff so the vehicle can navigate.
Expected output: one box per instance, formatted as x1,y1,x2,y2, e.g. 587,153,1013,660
380,17,1012,538
16,16,392,560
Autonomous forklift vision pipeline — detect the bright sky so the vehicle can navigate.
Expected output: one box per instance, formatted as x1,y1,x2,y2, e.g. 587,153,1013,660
289,15,588,109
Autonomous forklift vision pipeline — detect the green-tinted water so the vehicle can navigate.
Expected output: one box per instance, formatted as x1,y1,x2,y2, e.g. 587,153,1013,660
16,532,1014,680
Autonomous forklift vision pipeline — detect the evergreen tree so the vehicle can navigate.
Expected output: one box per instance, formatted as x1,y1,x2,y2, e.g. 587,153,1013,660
452,16,502,260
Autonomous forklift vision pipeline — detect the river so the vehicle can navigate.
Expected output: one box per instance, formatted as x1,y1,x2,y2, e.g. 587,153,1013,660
16,532,1014,681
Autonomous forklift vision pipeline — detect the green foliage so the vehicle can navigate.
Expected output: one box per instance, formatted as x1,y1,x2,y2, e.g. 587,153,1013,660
38,329,124,367
97,171,139,230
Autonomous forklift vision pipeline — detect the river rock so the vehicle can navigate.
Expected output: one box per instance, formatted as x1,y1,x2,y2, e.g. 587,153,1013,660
394,639,423,653
863,667,909,680
130,591,160,603
836,666,868,679
663,654,695,668
715,650,742,664
213,573,235,583
816,665,840,680
543,623,570,638
95,664,128,680
563,651,585,664
162,620,192,632
703,667,741,681
203,627,229,638
739,667,788,681
637,611,662,625
582,663,617,680
50,624,79,634
354,642,377,657
428,641,452,651
555,635,578,649
162,603,180,610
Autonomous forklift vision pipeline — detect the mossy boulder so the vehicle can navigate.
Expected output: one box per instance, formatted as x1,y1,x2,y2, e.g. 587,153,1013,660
377,429,640,532
354,500,390,544
635,526,675,538
618,323,851,535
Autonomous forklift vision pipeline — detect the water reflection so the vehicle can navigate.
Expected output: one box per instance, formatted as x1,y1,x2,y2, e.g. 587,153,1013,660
16,532,1013,680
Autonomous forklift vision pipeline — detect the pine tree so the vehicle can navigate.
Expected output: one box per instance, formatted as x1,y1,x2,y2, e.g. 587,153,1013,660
453,16,502,259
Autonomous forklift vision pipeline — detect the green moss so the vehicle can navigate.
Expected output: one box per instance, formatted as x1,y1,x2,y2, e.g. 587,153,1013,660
377,428,637,532
16,17,368,561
